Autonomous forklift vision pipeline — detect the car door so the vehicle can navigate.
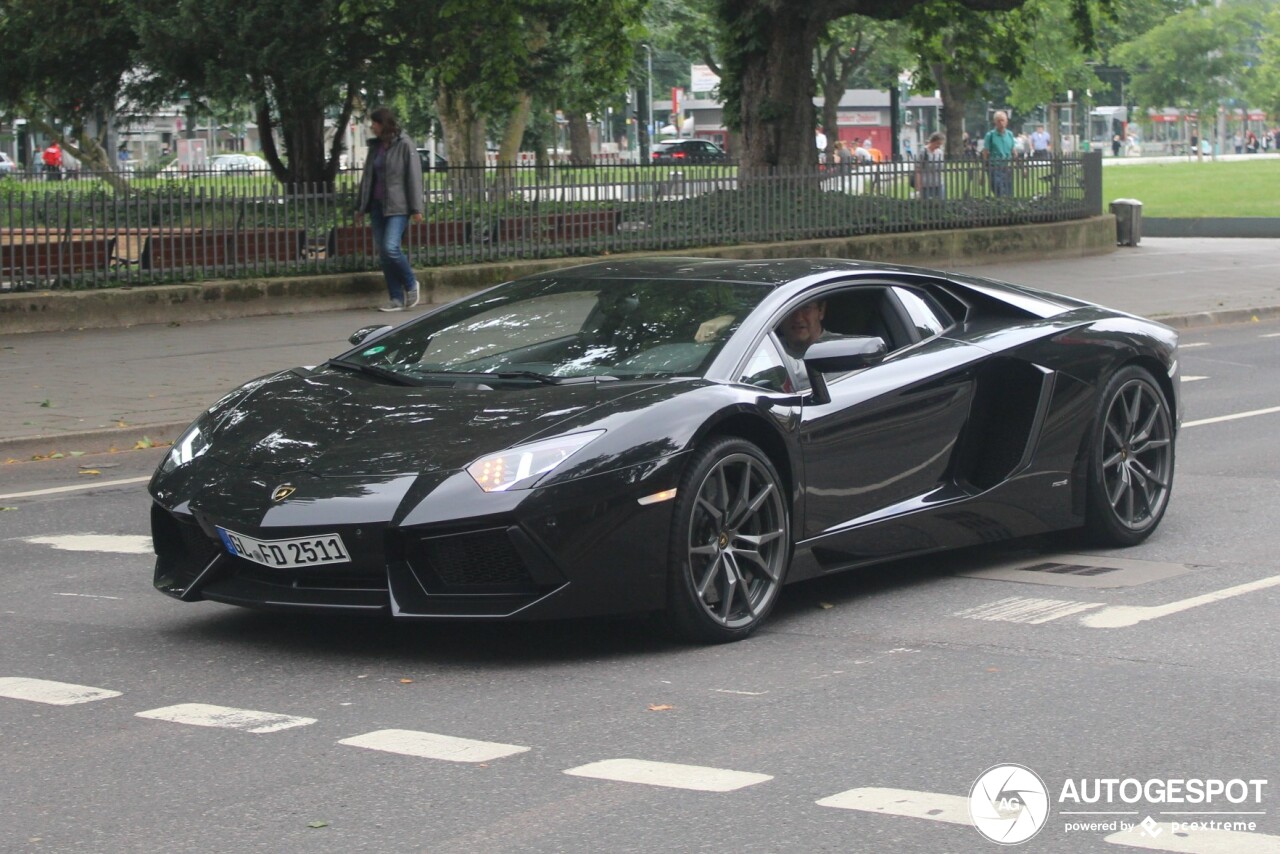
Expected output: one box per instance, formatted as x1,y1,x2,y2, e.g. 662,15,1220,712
793,283,990,542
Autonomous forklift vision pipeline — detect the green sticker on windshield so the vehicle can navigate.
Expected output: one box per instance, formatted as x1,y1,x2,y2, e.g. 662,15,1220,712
362,345,387,356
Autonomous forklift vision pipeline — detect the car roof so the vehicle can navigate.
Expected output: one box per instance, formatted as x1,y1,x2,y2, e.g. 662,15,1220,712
541,256,897,286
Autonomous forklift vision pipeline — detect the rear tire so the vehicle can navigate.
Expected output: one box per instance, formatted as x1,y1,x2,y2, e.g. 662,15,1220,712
665,438,790,644
1085,365,1175,546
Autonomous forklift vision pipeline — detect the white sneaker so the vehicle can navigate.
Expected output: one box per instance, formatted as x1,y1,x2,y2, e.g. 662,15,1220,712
378,301,404,312
405,286,421,308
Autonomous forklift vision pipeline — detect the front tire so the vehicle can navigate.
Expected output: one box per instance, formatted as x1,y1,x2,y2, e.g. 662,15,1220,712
666,438,791,644
1085,365,1175,546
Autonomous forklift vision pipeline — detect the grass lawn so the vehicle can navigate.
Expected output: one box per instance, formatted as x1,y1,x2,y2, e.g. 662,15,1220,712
1102,158,1280,217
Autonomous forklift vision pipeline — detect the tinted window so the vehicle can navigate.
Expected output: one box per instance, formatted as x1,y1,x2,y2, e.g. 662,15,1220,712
893,287,953,338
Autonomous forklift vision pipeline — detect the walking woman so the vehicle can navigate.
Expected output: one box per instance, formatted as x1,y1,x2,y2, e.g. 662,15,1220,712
355,106,424,311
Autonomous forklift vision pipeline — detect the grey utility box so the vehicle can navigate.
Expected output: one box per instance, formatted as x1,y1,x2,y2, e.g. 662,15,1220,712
1110,198,1143,246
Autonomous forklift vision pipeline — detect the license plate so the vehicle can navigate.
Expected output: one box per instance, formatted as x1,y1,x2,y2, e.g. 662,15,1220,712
216,527,351,569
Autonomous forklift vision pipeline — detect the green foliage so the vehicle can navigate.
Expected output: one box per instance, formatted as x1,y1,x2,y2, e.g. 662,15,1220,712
1113,0,1267,113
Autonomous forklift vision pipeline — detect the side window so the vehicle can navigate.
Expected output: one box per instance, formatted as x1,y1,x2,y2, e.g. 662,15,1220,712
739,336,794,392
893,287,952,339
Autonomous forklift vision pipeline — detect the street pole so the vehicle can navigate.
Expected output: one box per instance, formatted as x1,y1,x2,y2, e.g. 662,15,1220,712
643,43,653,161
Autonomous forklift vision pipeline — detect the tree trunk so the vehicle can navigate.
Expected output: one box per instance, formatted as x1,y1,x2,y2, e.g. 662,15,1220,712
931,61,971,160
730,8,821,175
437,86,488,199
566,112,593,166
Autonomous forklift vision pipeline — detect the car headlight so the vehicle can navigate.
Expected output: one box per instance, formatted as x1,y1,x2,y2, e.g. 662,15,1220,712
466,431,604,493
161,420,211,474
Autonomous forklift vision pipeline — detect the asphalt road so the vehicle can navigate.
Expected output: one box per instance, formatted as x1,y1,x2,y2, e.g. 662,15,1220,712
1,319,1278,853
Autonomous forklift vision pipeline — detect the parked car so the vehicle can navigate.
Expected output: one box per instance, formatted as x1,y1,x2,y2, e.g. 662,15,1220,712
0,151,16,176
651,139,729,164
148,257,1179,644
416,148,448,172
209,154,263,173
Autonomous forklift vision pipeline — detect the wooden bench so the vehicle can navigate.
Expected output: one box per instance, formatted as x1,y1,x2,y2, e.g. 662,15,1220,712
140,228,306,270
1,237,117,277
325,221,471,257
493,210,620,243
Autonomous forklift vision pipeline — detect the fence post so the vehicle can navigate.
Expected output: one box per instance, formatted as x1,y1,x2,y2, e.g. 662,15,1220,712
1082,150,1103,216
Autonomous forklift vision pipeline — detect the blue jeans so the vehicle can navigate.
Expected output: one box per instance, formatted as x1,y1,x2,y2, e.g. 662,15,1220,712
368,201,416,303
988,163,1013,197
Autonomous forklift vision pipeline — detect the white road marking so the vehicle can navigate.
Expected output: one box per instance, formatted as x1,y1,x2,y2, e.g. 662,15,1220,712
339,729,529,763
1261,332,1280,338
953,596,1102,624
712,689,768,696
22,534,152,554
1081,574,1280,628
0,677,122,705
816,786,971,825
53,593,123,600
0,476,151,500
135,703,316,733
1180,342,1212,348
1180,375,1208,383
1106,822,1280,852
1184,405,1280,428
563,758,772,792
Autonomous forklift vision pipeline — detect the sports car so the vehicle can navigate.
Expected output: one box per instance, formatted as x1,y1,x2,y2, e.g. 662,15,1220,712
149,257,1179,643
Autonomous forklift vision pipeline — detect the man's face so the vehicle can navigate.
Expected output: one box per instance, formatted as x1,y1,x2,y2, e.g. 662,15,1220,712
928,138,942,151
995,114,1008,131
782,301,825,348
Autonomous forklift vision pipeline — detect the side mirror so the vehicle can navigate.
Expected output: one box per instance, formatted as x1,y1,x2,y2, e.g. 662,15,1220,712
803,335,887,405
349,324,394,346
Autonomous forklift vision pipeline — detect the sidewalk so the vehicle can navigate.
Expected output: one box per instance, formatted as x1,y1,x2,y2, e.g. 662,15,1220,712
2,237,1278,461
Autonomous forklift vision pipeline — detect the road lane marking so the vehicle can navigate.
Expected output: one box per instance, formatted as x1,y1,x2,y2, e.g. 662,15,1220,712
816,786,971,824
1179,342,1212,348
0,476,150,500
339,729,529,763
1180,376,1208,383
1184,405,1280,428
135,703,316,733
1106,822,1280,852
953,596,1102,624
1261,332,1280,338
564,758,772,792
1080,574,1280,628
22,534,152,554
53,593,123,600
0,677,122,706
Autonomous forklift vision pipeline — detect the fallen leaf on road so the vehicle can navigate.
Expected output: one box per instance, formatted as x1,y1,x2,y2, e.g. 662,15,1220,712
39,399,51,407
79,469,102,476
69,451,86,457
306,821,328,829
818,602,834,609
116,420,129,428
399,678,414,684
3,459,17,465
49,452,64,460
1,507,17,511
134,436,155,449
647,704,675,712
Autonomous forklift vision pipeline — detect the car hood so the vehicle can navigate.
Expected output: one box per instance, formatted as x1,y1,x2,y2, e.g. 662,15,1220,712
204,368,662,477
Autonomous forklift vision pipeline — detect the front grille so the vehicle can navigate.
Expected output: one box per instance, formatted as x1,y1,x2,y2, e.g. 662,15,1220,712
237,566,389,592
406,528,537,592
152,505,221,590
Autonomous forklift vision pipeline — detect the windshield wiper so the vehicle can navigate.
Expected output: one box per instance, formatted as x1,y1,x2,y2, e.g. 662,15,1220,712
414,369,620,385
326,358,421,386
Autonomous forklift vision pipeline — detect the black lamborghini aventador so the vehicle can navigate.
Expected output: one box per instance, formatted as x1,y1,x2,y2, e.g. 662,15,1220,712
149,257,1179,643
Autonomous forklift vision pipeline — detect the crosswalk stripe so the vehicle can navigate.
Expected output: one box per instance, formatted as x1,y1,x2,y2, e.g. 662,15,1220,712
1105,822,1280,852
0,677,122,706
816,786,971,824
953,596,1102,624
339,729,529,763
22,534,152,554
135,703,316,733
563,758,772,792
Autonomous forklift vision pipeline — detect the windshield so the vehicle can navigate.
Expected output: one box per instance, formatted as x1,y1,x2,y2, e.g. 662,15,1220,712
337,275,770,382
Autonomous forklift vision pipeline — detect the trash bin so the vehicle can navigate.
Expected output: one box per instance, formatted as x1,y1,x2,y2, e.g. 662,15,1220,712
1110,198,1142,246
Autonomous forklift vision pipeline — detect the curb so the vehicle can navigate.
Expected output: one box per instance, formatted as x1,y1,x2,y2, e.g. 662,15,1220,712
4,302,1277,460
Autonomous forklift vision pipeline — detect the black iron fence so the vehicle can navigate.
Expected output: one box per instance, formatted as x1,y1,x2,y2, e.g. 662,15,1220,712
0,154,1100,290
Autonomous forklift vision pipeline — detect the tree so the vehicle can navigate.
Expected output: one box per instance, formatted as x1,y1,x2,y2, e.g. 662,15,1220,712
130,0,403,188
714,0,1113,174
0,0,140,187
1113,0,1266,152
1248,7,1280,121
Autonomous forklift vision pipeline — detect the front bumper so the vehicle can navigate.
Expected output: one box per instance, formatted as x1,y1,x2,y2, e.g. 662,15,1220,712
151,455,685,621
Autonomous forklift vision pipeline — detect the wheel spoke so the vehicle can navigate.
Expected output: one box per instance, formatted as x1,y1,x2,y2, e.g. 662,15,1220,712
718,555,742,622
695,553,723,599
723,553,756,620
689,543,719,556
695,495,724,528
1130,459,1169,491
1132,436,1170,455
